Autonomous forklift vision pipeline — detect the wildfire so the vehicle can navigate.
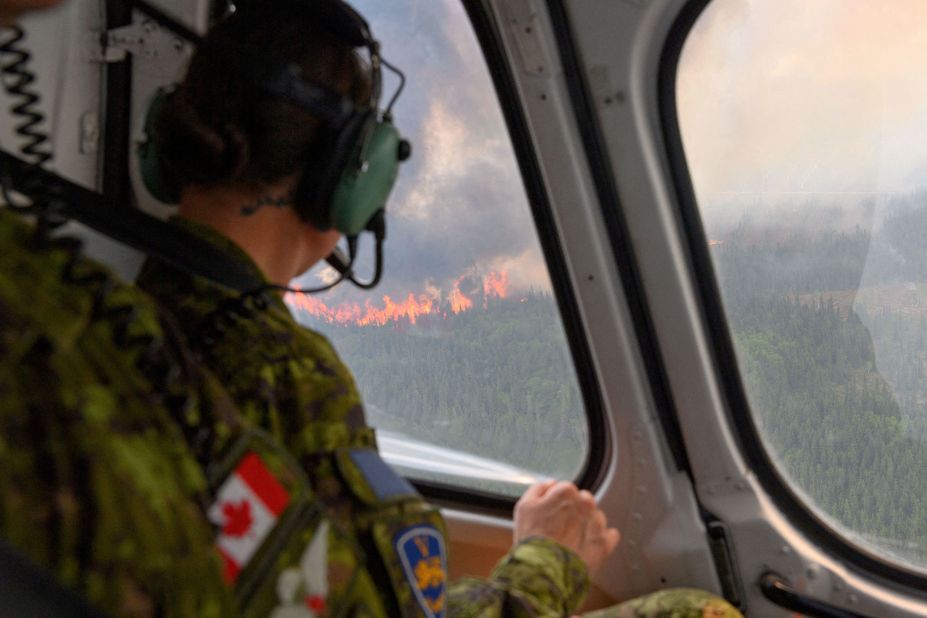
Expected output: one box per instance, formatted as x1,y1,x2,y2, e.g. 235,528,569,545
448,277,473,314
482,271,508,308
286,271,509,327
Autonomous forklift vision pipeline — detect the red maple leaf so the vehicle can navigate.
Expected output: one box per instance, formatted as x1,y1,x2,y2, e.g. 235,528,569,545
221,500,253,537
305,595,326,613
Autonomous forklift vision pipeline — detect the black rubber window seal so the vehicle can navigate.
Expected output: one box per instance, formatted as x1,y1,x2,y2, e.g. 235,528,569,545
658,0,927,597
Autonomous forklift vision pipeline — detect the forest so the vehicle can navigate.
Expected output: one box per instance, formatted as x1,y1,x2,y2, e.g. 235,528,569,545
296,293,588,491
712,196,927,568
291,193,927,569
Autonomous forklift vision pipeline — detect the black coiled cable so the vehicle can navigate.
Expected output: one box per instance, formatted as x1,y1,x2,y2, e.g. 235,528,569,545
0,26,63,226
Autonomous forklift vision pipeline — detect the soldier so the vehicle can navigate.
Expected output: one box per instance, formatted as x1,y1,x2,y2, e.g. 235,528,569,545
137,1,743,617
0,0,617,614
0,1,555,616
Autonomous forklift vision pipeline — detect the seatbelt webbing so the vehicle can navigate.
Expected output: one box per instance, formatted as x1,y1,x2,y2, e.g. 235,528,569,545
0,149,265,293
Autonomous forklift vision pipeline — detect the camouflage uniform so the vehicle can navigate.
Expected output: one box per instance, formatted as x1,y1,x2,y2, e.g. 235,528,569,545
0,209,450,616
138,219,745,618
138,218,592,616
584,589,742,618
0,208,233,615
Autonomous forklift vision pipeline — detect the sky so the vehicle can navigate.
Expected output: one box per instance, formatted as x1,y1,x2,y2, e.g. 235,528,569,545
678,0,927,207
292,0,927,310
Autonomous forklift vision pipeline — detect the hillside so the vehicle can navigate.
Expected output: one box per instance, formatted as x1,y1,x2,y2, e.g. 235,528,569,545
289,198,927,567
291,293,588,482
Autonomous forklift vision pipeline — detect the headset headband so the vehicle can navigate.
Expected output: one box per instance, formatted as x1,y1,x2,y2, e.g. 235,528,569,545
236,0,373,49
130,0,382,126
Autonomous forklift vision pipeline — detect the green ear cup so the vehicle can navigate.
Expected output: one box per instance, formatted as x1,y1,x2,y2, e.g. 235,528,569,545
137,88,180,204
329,120,403,235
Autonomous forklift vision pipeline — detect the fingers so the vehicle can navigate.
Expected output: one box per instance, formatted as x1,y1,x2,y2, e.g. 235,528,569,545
541,481,579,503
577,489,596,511
591,508,607,530
605,527,621,553
521,479,557,501
514,479,620,575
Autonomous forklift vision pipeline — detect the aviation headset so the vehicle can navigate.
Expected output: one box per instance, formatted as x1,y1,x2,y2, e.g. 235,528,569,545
137,0,410,239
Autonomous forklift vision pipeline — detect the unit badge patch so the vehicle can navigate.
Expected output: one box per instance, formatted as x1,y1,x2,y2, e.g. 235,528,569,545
394,525,447,618
209,451,292,583
269,520,330,618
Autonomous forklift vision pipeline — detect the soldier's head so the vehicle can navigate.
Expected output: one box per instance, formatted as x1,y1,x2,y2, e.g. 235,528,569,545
0,0,64,25
154,4,372,228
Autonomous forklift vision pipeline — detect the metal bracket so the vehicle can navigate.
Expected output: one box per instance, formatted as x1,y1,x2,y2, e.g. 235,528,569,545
501,0,555,77
86,20,188,65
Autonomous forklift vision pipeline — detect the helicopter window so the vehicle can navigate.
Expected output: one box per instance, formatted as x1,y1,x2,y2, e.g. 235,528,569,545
676,0,927,572
284,0,590,498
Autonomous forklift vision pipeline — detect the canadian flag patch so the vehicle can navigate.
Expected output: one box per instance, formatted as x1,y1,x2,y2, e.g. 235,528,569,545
209,452,291,584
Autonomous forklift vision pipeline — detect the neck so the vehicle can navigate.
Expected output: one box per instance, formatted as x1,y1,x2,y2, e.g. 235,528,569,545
178,184,319,286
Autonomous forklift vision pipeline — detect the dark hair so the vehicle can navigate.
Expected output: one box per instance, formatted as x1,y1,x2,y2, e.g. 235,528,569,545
154,7,371,210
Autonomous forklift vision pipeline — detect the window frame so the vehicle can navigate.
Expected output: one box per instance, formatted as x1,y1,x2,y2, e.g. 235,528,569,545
658,0,927,593
380,0,611,510
544,0,693,477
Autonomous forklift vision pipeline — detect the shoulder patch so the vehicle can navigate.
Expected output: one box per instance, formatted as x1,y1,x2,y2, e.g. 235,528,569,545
209,451,292,583
394,525,447,618
269,520,330,618
349,449,417,501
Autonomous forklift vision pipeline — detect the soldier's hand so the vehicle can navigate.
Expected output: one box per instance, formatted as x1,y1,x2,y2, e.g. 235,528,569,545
513,480,620,575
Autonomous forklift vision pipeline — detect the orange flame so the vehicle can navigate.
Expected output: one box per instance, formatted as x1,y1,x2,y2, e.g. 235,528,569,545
286,271,509,327
482,271,508,307
448,277,473,314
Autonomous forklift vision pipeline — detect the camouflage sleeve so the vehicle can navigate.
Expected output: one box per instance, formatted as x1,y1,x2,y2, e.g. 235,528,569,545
447,536,589,617
582,588,743,618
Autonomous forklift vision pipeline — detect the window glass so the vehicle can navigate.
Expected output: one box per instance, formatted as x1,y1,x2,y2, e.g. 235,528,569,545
284,0,589,497
678,1,927,570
